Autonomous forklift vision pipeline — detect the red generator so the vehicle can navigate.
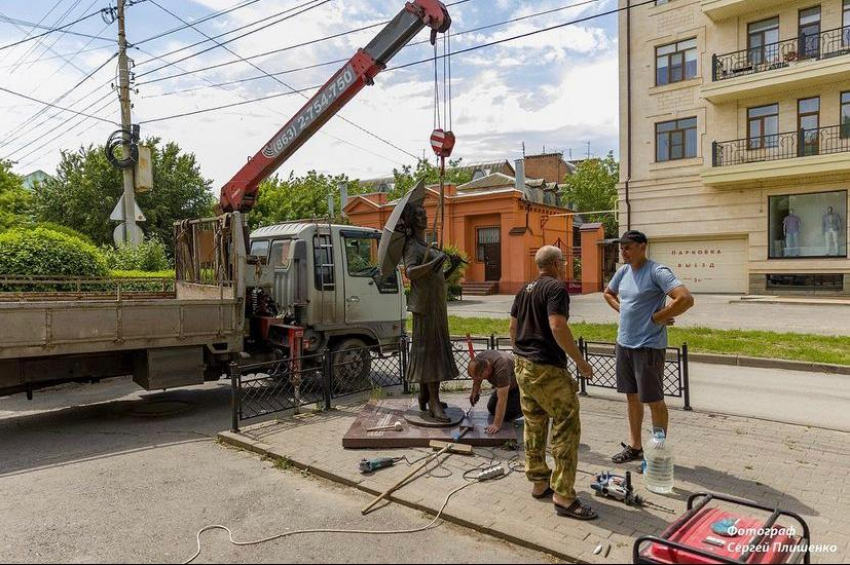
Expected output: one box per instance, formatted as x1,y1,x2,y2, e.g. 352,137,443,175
634,493,811,564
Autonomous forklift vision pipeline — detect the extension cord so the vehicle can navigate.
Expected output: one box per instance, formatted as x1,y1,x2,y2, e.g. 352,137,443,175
475,465,505,481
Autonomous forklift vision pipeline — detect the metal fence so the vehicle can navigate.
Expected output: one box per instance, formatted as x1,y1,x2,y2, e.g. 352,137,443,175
229,335,691,432
712,124,850,168
712,26,850,82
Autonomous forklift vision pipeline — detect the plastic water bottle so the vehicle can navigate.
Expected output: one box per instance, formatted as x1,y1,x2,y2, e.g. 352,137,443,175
644,428,674,494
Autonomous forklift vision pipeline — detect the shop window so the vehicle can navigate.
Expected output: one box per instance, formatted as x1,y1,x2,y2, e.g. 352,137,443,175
768,191,847,259
656,117,698,162
767,274,844,291
656,38,698,86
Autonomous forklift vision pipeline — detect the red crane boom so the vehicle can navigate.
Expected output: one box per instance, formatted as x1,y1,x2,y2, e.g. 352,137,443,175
219,0,451,213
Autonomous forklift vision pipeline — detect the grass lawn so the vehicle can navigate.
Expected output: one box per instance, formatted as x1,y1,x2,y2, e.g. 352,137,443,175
445,316,850,367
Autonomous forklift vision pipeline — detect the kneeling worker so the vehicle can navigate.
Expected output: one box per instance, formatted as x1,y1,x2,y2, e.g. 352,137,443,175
468,350,522,435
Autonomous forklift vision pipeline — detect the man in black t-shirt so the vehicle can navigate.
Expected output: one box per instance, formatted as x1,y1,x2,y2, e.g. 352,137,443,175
510,246,596,521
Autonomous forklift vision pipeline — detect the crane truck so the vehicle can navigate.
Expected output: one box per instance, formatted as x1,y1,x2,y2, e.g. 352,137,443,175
0,0,452,399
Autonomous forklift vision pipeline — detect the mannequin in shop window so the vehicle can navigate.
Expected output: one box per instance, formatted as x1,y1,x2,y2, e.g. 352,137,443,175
783,209,802,257
823,206,843,256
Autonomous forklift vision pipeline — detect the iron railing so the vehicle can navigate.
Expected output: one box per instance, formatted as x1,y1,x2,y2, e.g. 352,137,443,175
0,275,175,301
712,124,850,167
229,335,692,432
712,27,850,82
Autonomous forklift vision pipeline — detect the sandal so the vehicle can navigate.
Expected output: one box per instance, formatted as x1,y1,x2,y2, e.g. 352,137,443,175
532,487,554,500
555,499,598,521
612,443,643,464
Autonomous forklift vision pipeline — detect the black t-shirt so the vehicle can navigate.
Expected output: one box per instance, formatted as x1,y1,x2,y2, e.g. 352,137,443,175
510,276,571,367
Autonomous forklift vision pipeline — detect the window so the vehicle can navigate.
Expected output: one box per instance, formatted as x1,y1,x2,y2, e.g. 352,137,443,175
344,236,378,277
313,234,335,291
250,239,270,258
768,190,847,259
270,239,292,269
798,6,821,60
798,97,820,156
767,274,844,291
656,117,698,162
841,92,850,138
748,18,780,66
844,0,850,45
656,39,698,85
748,104,779,149
476,227,500,262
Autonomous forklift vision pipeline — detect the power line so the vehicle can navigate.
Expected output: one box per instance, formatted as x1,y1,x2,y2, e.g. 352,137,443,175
0,53,118,151
0,13,114,43
146,0,417,160
0,0,262,69
138,0,478,87
0,0,65,64
140,0,652,125
16,0,96,76
134,0,333,80
0,85,118,128
0,0,146,53
140,0,601,94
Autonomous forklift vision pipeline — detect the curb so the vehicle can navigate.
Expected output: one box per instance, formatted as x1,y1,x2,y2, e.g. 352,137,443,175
217,430,588,564
687,352,850,375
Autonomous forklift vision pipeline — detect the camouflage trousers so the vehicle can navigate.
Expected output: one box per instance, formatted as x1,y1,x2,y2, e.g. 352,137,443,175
515,356,581,500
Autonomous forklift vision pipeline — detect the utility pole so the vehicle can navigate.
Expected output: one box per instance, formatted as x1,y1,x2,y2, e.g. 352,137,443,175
117,0,139,246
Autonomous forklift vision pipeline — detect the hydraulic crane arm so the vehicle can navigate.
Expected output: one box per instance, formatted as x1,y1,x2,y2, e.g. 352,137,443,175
220,0,451,213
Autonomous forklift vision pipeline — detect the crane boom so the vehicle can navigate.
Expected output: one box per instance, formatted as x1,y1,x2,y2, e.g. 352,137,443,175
220,0,451,213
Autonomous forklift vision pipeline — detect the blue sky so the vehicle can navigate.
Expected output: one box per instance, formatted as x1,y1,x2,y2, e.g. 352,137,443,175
0,0,620,187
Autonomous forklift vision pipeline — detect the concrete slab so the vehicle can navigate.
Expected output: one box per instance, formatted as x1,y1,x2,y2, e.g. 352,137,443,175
341,399,517,449
220,393,850,564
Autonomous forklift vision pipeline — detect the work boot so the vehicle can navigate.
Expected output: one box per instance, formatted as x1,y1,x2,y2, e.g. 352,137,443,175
427,383,451,423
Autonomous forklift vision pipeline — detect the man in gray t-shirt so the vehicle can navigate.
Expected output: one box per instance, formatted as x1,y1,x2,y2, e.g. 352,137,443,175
603,231,694,465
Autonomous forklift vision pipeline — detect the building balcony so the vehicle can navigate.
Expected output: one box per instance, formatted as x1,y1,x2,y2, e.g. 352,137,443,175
703,125,850,187
703,28,850,103
701,0,780,21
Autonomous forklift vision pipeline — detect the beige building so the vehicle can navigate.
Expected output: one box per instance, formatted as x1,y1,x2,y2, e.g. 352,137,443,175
619,0,850,295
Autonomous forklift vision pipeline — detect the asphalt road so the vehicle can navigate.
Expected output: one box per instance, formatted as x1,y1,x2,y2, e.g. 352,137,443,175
0,379,560,564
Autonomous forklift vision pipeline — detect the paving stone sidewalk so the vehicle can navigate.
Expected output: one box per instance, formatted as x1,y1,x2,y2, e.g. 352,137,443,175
219,393,850,564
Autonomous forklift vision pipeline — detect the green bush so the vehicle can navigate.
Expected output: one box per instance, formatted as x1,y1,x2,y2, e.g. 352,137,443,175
102,239,172,272
32,222,96,246
444,243,468,302
0,227,108,277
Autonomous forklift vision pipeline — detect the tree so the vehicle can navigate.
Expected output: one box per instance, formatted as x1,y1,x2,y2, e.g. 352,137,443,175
0,160,32,232
32,138,214,253
561,151,619,237
389,158,473,200
249,171,363,230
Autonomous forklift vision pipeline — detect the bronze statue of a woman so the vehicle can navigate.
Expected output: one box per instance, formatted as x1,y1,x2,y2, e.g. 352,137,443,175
401,203,461,423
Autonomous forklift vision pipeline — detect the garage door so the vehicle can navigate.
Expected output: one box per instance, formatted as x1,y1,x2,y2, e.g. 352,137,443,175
649,238,748,293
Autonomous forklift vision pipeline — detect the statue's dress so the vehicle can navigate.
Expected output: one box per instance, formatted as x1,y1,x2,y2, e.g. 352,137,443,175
404,238,459,385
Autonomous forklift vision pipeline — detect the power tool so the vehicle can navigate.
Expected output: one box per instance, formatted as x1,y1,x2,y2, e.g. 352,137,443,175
591,471,644,506
359,457,400,474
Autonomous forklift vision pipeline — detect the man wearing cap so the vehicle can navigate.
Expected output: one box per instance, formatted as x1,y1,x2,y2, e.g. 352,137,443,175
603,231,694,465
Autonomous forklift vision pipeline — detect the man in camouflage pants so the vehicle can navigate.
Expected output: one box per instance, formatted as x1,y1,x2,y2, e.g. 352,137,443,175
510,246,597,521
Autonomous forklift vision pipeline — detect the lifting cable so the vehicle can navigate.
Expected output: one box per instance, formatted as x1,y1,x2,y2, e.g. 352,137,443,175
430,29,455,250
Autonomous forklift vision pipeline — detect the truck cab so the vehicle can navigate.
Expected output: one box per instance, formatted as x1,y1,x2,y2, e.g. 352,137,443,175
245,222,406,360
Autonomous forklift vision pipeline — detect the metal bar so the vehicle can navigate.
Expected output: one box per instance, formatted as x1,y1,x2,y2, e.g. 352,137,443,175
682,343,692,411
322,350,333,410
230,361,240,433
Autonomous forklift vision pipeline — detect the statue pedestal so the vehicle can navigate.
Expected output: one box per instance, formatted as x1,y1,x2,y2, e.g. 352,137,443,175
403,405,464,428
342,399,517,449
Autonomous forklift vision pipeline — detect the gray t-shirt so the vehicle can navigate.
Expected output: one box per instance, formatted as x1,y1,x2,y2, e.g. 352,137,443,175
473,350,517,390
607,260,683,349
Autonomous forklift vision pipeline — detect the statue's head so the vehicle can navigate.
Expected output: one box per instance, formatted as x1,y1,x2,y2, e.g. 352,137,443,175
401,203,428,236
828,206,834,214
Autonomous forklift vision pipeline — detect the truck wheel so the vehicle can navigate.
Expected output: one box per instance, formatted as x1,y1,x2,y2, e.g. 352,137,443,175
330,338,372,394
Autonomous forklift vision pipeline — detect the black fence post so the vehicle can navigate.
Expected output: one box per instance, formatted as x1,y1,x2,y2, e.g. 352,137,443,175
577,338,588,397
229,361,240,433
322,351,333,410
711,53,718,81
712,141,718,168
682,343,692,411
490,333,496,350
401,335,410,394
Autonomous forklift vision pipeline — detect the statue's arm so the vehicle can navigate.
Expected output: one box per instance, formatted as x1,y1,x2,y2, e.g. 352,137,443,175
407,254,446,280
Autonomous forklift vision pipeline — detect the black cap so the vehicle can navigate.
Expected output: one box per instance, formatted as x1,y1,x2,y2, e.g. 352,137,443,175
617,230,648,244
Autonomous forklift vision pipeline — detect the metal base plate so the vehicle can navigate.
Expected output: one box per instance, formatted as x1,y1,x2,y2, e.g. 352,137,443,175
342,399,518,449
403,405,464,428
